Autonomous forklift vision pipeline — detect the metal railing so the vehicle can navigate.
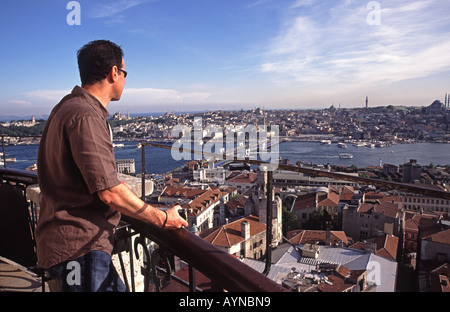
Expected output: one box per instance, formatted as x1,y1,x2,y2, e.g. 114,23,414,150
0,167,285,292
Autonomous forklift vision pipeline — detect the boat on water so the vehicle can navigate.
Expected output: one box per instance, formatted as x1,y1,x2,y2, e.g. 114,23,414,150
26,163,37,171
339,153,354,159
337,142,347,149
113,143,125,148
321,140,332,145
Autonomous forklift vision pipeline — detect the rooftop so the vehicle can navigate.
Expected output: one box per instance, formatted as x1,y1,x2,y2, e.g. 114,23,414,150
202,215,265,249
243,243,398,292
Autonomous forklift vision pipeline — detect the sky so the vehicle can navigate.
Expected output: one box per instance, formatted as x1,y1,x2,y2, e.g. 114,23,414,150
1,0,450,118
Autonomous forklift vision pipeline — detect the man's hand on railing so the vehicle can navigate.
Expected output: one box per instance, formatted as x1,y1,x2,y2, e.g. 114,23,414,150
163,204,188,230
97,183,187,230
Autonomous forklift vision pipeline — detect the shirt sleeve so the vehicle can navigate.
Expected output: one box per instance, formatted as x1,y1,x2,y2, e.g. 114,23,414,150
67,115,121,194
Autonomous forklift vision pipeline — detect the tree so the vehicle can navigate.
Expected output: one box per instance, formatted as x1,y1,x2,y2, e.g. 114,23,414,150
282,207,297,236
304,210,323,230
304,209,332,230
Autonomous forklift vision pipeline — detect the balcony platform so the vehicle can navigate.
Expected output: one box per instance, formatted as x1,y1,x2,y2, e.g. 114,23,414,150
0,260,48,292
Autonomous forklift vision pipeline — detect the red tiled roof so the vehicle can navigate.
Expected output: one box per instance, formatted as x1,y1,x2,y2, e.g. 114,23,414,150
203,215,265,248
339,186,355,201
226,172,258,184
358,201,400,218
317,192,340,207
425,229,450,245
364,192,402,204
287,230,350,246
358,203,373,213
375,234,398,260
349,234,399,260
184,188,226,216
373,202,400,218
161,186,207,199
292,193,316,212
430,263,450,292
225,196,247,213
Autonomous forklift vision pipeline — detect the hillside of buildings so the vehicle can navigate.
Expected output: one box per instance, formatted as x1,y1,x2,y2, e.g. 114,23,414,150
2,101,450,143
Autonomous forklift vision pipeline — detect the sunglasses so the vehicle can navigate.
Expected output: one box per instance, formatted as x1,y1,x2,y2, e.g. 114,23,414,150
118,68,128,78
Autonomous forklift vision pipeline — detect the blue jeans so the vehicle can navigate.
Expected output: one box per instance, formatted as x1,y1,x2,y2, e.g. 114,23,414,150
47,250,127,292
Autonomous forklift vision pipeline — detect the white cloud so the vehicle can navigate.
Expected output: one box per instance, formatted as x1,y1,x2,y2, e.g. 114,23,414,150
24,89,71,101
13,87,210,116
8,100,32,105
121,88,211,105
260,0,450,94
88,0,155,18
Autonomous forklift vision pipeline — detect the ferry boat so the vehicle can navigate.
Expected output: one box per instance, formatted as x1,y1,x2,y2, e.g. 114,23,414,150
339,153,354,159
337,142,347,149
113,143,125,148
321,140,332,145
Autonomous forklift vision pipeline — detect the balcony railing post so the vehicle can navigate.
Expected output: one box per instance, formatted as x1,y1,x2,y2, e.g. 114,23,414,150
141,142,145,201
188,264,196,292
263,169,273,276
2,135,6,168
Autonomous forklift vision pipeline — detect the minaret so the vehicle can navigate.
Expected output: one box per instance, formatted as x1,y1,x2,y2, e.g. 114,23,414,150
365,96,369,108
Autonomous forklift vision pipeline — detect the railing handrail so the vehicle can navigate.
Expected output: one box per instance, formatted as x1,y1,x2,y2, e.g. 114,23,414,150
0,167,38,186
121,215,286,292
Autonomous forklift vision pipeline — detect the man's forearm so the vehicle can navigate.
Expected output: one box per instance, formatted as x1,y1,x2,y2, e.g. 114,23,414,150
97,183,166,227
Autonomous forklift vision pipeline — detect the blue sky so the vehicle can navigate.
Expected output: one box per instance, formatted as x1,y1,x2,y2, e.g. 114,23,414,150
1,0,450,117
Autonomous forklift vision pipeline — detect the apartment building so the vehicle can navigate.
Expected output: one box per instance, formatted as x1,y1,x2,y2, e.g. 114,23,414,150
342,198,404,242
402,192,450,214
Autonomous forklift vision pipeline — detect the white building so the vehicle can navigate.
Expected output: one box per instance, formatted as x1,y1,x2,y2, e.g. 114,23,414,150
116,159,136,175
193,163,227,184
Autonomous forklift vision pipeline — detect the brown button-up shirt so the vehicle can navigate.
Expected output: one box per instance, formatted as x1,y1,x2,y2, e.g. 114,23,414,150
36,86,121,269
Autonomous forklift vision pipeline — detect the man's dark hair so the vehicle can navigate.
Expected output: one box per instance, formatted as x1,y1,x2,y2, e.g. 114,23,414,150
77,40,124,85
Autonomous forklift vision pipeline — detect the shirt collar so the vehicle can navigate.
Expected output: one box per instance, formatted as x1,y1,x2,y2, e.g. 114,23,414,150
71,86,110,120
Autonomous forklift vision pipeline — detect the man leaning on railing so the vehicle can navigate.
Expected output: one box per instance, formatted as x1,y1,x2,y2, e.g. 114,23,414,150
35,40,187,292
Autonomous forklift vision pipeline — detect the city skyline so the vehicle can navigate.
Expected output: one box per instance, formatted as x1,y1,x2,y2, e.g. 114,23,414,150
1,0,450,117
